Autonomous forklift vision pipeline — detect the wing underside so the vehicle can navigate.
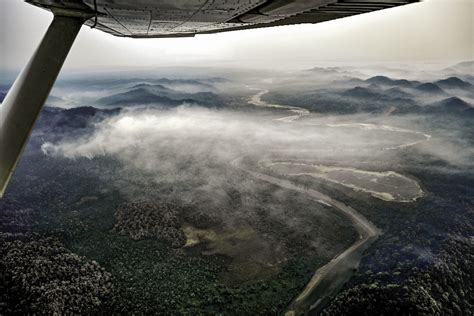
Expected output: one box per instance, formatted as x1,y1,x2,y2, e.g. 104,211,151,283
26,0,419,38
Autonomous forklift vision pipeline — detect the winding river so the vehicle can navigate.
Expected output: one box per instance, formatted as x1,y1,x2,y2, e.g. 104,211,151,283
244,89,430,315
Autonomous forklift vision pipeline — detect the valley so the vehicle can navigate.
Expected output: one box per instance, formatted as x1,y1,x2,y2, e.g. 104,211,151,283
1,62,473,315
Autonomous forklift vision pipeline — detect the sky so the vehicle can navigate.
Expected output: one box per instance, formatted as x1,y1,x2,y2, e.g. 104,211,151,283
0,0,472,72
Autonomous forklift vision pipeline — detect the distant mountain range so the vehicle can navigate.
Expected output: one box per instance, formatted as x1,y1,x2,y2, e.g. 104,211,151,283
130,83,174,93
55,77,228,90
265,72,473,117
365,76,419,88
151,78,215,88
341,85,416,104
3,70,472,128
96,85,223,108
363,75,472,93
442,61,474,75
97,88,189,107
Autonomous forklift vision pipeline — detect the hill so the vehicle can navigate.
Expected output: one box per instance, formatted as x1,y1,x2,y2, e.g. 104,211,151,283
342,86,383,99
97,88,200,107
384,87,413,99
97,86,223,108
426,97,473,116
366,76,418,88
414,83,445,95
130,83,174,93
435,77,472,89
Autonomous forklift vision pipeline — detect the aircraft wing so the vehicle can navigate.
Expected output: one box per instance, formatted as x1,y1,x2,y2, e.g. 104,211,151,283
27,0,420,38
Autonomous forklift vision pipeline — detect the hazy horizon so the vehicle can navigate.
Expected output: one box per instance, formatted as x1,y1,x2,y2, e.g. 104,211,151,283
1,0,472,73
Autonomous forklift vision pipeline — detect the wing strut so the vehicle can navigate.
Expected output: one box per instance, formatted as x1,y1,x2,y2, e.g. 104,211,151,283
0,14,86,197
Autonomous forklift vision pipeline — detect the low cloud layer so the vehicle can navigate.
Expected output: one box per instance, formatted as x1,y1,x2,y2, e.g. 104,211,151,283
42,104,473,179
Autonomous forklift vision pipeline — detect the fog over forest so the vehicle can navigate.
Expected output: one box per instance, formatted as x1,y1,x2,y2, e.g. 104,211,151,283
1,61,473,315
